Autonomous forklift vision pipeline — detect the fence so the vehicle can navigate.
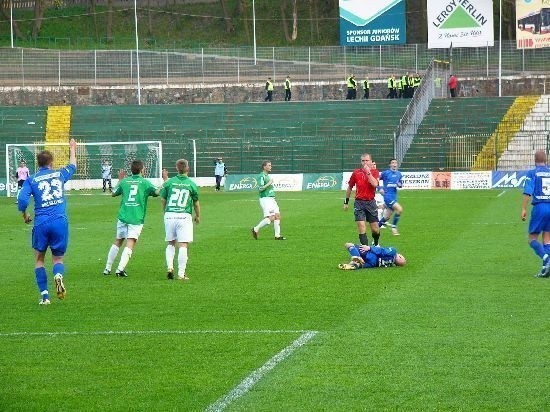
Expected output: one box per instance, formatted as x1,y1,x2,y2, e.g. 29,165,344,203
394,59,450,166
0,41,548,87
2,123,548,182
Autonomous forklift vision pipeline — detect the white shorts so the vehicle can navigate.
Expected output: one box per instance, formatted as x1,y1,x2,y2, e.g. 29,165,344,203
116,220,144,240
259,197,280,217
164,212,193,243
375,193,385,208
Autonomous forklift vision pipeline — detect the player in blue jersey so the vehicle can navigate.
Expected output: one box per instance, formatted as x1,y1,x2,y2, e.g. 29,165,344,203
18,139,77,304
378,158,404,236
338,242,406,270
521,149,550,278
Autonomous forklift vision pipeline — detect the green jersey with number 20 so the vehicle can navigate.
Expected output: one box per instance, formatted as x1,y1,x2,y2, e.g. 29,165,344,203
114,175,159,225
160,175,199,214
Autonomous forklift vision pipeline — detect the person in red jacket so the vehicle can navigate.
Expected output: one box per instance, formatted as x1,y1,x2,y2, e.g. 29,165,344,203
344,153,381,246
448,74,457,98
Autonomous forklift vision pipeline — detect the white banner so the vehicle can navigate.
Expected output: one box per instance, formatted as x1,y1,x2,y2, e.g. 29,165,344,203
341,172,353,190
401,172,432,189
271,174,304,192
450,171,492,189
428,0,494,48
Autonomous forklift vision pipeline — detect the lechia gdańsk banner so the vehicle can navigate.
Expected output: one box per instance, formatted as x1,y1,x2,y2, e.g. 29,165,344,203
339,0,406,46
428,0,494,48
516,0,550,49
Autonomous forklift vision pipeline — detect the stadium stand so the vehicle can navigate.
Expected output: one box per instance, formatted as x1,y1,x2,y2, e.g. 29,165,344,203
400,97,516,171
0,106,47,178
472,96,539,171
497,95,550,171
4,96,544,181
68,100,409,175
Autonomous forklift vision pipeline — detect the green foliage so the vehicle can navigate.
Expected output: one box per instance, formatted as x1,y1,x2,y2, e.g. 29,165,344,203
0,0,339,49
1,188,549,410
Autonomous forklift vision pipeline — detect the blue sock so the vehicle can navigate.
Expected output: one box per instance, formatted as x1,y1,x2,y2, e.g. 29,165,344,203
529,240,545,258
53,263,65,277
393,214,401,226
347,245,362,258
35,267,49,299
544,244,550,258
379,217,386,226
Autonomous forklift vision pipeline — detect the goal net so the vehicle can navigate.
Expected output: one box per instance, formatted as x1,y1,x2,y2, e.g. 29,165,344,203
6,141,162,197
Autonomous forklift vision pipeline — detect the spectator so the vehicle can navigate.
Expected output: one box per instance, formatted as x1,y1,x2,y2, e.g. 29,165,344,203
362,77,370,99
387,75,397,99
284,75,292,101
264,77,274,102
346,74,357,100
448,74,458,98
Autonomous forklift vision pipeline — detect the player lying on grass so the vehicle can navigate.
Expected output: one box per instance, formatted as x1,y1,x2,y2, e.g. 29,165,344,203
338,242,406,270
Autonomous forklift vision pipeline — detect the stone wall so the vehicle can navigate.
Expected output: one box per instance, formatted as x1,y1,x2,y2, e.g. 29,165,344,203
0,76,548,106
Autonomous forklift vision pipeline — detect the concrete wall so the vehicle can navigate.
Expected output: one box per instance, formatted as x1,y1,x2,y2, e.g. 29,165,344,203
0,77,548,106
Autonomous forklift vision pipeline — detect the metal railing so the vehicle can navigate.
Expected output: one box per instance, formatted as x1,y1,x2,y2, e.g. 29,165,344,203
394,59,450,165
0,41,548,87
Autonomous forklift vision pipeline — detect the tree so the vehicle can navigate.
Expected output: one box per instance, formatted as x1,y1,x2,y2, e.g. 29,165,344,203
238,0,251,44
0,5,25,40
147,0,153,36
106,0,114,42
219,0,234,33
88,0,99,41
31,0,47,39
309,0,320,42
280,0,298,42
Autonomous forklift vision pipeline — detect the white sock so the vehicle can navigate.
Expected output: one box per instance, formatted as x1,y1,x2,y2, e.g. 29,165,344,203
254,217,271,232
105,244,120,271
274,219,281,237
178,247,188,277
117,247,133,272
165,244,176,270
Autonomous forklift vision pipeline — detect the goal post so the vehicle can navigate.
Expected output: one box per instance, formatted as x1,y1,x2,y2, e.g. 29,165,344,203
6,140,163,197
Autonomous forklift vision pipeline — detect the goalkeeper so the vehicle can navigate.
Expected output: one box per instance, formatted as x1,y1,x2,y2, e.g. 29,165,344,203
338,242,406,270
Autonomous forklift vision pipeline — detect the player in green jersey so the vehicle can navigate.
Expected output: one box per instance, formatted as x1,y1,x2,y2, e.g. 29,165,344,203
160,159,200,280
103,160,162,277
251,161,286,240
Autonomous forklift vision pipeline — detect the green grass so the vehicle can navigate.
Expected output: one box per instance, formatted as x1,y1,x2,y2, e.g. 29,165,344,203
1,188,550,410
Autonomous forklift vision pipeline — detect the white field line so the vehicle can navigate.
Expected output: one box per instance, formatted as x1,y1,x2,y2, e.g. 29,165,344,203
497,190,507,197
0,329,312,338
205,330,318,412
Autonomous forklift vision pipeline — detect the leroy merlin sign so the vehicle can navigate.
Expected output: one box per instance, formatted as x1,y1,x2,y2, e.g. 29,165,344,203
428,0,494,48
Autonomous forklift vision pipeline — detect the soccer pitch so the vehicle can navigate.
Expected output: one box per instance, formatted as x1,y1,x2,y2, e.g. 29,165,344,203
1,189,549,410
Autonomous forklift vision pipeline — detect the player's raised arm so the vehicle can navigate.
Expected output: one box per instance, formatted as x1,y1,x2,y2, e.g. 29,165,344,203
69,138,77,166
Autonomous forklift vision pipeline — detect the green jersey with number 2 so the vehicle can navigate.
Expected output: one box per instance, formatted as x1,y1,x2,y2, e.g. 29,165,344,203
160,175,199,214
114,175,158,225
258,171,275,198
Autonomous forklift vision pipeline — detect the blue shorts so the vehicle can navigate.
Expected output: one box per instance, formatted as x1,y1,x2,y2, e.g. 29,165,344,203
32,216,69,256
384,195,397,208
529,203,550,234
